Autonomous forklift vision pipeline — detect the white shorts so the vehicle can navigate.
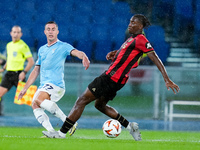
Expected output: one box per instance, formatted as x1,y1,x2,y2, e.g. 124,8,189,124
32,83,65,103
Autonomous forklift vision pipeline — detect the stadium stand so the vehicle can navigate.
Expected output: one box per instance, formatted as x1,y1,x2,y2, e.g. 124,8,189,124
193,0,200,51
152,0,174,24
145,25,170,63
94,40,112,62
173,0,194,37
0,0,184,64
145,25,166,43
75,40,93,61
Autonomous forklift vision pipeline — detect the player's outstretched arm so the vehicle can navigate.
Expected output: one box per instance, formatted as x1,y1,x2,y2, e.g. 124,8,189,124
71,49,90,70
147,51,180,94
18,66,40,100
0,62,7,73
19,57,35,81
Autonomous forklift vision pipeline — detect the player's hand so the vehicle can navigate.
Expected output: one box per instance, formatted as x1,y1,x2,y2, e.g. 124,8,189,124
18,88,27,100
0,69,4,73
82,55,90,70
165,79,180,94
106,50,118,60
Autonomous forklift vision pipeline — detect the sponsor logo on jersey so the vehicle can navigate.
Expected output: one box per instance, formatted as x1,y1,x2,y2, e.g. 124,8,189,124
128,38,134,43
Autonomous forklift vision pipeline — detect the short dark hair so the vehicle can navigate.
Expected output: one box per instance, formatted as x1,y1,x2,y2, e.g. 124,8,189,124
45,21,58,28
134,14,151,29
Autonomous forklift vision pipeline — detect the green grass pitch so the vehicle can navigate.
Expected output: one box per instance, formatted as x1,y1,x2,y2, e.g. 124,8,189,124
0,127,199,150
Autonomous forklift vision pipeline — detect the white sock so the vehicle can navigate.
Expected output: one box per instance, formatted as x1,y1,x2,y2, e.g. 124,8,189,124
33,108,54,132
126,122,131,130
58,130,66,137
40,100,67,122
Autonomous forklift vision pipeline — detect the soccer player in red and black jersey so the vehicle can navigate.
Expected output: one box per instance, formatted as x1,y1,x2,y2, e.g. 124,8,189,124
43,14,180,140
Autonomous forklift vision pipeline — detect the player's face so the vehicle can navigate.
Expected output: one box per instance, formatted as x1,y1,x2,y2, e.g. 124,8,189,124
10,27,22,42
128,17,143,34
44,24,59,43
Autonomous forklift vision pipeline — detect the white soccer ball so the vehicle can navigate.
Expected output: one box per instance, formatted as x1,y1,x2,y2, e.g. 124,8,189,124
102,119,122,138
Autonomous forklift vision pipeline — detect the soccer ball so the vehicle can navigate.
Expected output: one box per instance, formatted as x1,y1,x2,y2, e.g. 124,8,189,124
102,119,122,138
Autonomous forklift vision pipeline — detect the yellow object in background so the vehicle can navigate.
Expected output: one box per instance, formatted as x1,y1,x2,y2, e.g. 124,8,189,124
14,81,37,106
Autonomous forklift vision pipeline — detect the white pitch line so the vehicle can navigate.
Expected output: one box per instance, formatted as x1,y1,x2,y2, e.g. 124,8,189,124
146,139,200,143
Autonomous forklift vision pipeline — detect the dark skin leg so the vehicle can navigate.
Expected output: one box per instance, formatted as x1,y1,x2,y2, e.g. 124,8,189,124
68,88,119,122
95,96,119,118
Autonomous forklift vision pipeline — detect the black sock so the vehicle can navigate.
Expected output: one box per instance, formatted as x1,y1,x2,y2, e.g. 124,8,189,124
115,114,129,128
60,118,75,133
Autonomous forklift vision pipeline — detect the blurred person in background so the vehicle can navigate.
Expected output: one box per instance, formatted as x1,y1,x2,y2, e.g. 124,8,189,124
0,26,34,115
18,21,90,136
42,14,180,141
0,54,6,82
0,54,6,115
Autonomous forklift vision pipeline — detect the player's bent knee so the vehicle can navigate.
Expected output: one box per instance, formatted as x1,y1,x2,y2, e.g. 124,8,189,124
94,103,104,111
75,96,91,106
32,100,40,109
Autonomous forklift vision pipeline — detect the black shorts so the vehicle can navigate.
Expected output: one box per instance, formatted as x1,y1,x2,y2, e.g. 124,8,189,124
0,71,25,90
88,72,125,100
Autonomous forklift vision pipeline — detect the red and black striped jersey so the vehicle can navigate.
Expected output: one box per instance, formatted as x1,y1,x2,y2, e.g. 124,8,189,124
106,34,154,84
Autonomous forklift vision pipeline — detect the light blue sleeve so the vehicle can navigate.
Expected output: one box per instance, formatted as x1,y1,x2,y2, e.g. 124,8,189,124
64,42,75,56
35,48,41,65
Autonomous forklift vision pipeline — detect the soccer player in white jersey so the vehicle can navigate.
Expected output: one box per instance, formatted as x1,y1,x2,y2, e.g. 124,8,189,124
18,21,90,136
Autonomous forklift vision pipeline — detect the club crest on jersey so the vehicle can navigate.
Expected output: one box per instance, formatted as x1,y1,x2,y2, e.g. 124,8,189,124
13,51,17,57
146,42,153,49
122,38,134,49
52,48,56,53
